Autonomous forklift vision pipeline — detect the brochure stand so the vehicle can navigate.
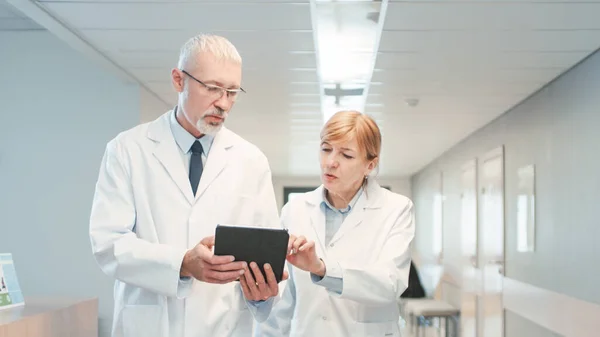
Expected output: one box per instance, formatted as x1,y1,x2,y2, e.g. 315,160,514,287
0,253,24,310
0,253,98,337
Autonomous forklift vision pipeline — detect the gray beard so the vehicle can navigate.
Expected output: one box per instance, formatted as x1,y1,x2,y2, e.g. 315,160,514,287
196,114,226,136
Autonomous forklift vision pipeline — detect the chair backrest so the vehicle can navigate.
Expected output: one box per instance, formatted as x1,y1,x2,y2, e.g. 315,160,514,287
400,261,426,298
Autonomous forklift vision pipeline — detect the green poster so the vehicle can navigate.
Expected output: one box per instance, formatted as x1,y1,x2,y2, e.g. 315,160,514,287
0,294,12,306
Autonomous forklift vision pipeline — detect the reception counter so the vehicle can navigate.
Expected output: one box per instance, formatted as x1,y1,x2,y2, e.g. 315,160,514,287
0,297,98,337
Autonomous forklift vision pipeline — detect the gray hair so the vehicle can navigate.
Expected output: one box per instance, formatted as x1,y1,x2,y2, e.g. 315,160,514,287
177,34,242,70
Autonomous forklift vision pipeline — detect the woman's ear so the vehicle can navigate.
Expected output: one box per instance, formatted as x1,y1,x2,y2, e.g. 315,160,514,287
368,157,378,171
365,158,377,176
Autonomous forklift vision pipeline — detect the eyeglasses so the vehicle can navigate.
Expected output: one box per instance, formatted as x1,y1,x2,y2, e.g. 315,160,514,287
181,69,245,101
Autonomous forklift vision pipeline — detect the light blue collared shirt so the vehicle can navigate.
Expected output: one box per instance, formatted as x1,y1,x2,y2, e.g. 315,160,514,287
321,187,363,245
169,107,214,174
310,187,364,294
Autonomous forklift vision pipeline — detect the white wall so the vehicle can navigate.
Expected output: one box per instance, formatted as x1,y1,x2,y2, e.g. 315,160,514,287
140,85,170,122
411,47,600,337
272,175,412,211
0,31,140,337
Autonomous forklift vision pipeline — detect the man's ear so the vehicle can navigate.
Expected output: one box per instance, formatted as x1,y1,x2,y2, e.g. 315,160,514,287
171,68,185,93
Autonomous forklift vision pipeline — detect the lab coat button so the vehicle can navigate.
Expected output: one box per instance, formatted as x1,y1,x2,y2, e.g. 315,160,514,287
330,243,334,247
322,316,327,321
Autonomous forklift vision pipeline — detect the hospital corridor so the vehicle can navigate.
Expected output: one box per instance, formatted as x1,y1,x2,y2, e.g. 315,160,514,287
0,0,599,337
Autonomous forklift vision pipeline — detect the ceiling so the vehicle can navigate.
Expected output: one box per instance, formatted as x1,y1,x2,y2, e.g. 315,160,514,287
0,0,42,30
5,0,600,178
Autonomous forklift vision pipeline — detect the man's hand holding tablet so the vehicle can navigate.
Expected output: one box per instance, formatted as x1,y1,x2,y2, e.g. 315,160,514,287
239,261,288,301
180,236,248,284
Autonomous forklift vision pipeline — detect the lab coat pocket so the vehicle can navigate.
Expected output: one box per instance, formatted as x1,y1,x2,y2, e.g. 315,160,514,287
215,193,256,225
353,321,399,337
355,304,398,322
353,304,400,336
122,305,163,337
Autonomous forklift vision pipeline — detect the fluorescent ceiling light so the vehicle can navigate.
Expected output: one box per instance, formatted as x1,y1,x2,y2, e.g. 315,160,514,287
310,0,384,123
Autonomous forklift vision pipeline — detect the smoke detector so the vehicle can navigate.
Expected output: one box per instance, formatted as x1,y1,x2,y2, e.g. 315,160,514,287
405,98,420,107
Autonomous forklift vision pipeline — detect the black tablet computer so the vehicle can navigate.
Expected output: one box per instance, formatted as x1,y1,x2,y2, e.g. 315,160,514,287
213,224,289,283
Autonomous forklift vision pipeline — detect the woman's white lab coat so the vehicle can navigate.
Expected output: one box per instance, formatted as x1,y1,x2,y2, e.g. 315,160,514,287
255,181,416,337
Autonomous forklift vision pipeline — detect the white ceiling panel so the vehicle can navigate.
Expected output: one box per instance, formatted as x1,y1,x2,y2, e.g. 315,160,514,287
389,95,526,112
374,51,591,70
378,30,600,53
40,2,312,30
371,67,565,85
389,0,600,2
128,67,319,83
81,29,316,54
385,2,600,30
39,0,307,2
286,82,321,95
286,97,322,107
368,81,543,97
107,50,317,69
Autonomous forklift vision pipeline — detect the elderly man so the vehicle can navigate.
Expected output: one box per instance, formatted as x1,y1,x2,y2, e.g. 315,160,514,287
89,34,283,337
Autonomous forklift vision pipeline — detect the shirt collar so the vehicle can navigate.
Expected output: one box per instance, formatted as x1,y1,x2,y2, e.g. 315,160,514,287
321,186,363,214
169,106,214,155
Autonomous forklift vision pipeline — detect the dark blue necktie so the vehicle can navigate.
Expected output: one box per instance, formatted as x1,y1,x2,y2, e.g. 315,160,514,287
189,140,204,196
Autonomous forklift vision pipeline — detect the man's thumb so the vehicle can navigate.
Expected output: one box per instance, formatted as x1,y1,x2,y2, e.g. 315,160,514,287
201,235,215,248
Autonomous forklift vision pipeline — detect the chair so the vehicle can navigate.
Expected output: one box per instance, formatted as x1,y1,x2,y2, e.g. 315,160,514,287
402,299,460,337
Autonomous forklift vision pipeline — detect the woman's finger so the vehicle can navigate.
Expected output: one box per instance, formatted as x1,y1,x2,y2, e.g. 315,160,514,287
292,236,307,252
287,235,296,253
299,241,315,252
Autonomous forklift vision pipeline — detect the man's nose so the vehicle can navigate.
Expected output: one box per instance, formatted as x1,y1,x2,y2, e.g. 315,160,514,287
214,93,232,111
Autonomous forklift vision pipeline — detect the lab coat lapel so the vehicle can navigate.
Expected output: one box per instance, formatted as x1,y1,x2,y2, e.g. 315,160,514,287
329,181,384,246
194,127,233,200
148,110,194,205
307,187,326,247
